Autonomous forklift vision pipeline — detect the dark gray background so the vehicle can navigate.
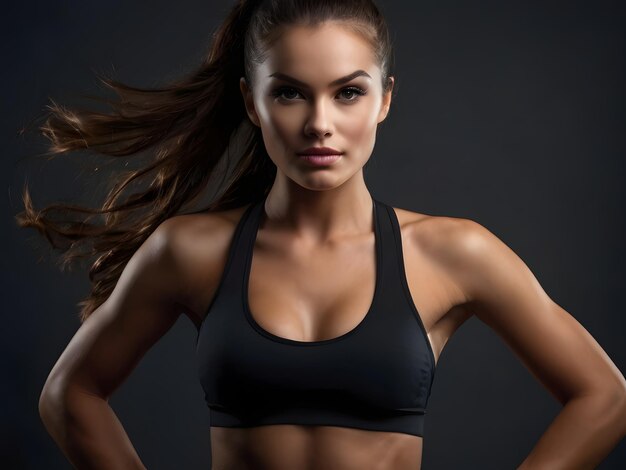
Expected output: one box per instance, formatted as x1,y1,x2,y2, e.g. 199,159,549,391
4,0,625,468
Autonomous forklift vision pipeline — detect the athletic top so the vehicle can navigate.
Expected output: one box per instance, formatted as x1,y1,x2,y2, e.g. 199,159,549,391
196,194,436,437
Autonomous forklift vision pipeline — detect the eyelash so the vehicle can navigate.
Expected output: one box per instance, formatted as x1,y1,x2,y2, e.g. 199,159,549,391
270,86,367,103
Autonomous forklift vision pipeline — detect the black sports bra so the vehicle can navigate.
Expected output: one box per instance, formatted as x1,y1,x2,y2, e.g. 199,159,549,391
196,194,436,437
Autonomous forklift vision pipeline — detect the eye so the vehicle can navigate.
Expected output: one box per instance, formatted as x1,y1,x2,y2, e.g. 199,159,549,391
270,86,367,103
270,87,304,101
337,87,367,102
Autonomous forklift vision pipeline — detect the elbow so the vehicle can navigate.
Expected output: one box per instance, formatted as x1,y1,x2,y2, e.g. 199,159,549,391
609,373,626,434
39,376,108,429
38,389,51,423
614,386,626,437
592,382,626,437
38,377,67,435
568,380,626,437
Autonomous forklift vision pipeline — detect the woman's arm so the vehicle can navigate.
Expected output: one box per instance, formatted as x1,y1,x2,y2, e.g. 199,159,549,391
430,217,626,469
39,217,193,469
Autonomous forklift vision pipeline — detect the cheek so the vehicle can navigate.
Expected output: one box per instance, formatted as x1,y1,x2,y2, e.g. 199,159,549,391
253,102,298,155
271,111,301,139
339,105,380,153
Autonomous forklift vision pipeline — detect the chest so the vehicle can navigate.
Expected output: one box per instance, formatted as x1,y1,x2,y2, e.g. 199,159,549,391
195,200,455,437
246,214,462,362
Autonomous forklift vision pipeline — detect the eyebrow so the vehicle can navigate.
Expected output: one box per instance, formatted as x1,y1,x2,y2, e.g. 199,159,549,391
267,69,372,88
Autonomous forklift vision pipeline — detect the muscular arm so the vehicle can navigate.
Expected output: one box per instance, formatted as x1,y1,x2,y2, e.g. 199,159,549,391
434,218,626,469
38,218,193,469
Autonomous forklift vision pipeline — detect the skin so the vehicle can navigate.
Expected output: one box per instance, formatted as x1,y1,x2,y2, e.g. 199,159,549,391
38,21,626,470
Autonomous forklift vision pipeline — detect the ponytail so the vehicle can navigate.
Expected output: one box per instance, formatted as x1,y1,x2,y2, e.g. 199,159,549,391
15,0,274,322
15,0,393,323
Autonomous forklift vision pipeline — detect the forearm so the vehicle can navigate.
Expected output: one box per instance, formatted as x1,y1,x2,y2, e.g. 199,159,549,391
517,392,626,469
40,385,146,470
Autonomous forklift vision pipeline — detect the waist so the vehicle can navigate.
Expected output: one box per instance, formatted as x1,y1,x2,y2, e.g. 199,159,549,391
210,420,424,470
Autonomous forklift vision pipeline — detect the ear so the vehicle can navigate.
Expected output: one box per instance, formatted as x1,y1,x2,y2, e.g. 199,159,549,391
377,76,394,124
240,77,261,127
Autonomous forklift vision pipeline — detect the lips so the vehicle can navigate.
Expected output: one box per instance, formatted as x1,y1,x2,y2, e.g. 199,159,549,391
297,146,343,156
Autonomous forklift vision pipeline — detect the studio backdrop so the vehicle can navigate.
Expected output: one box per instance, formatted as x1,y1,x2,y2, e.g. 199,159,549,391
4,1,625,468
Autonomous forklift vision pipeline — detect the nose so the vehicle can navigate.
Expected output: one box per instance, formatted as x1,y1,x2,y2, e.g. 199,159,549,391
303,99,333,138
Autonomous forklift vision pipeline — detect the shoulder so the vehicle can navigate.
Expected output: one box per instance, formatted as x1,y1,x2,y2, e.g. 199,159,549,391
393,205,485,257
395,206,515,303
405,211,493,266
158,204,252,253
150,204,253,327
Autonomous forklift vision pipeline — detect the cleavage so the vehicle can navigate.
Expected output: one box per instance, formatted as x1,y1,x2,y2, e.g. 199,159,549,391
247,233,377,343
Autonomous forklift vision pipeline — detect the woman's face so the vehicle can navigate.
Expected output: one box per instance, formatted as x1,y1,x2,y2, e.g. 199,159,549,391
240,22,393,191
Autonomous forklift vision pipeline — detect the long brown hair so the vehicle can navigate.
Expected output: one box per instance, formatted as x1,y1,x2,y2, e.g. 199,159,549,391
15,0,395,323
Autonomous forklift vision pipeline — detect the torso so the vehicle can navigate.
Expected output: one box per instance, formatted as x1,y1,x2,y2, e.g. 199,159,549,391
170,202,473,470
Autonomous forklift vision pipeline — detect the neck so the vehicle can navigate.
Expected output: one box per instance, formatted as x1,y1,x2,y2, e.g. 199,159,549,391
263,173,374,243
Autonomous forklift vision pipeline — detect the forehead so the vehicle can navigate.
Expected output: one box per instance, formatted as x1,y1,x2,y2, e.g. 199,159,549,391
257,22,378,83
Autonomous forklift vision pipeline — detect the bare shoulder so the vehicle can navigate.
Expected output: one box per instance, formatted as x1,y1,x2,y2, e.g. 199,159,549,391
395,205,528,304
158,204,253,329
396,207,485,262
163,204,251,248
392,205,499,304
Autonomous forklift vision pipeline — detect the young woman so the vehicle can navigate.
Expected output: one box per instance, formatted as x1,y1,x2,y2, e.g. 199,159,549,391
19,0,626,468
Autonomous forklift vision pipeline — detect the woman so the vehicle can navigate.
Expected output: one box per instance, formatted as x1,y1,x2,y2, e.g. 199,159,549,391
18,0,626,468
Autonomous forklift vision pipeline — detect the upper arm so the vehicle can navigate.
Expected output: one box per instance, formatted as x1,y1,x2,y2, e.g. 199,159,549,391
439,218,626,403
42,218,189,401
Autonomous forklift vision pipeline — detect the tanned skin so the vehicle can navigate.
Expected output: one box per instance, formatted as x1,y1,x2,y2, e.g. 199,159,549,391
39,21,626,470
